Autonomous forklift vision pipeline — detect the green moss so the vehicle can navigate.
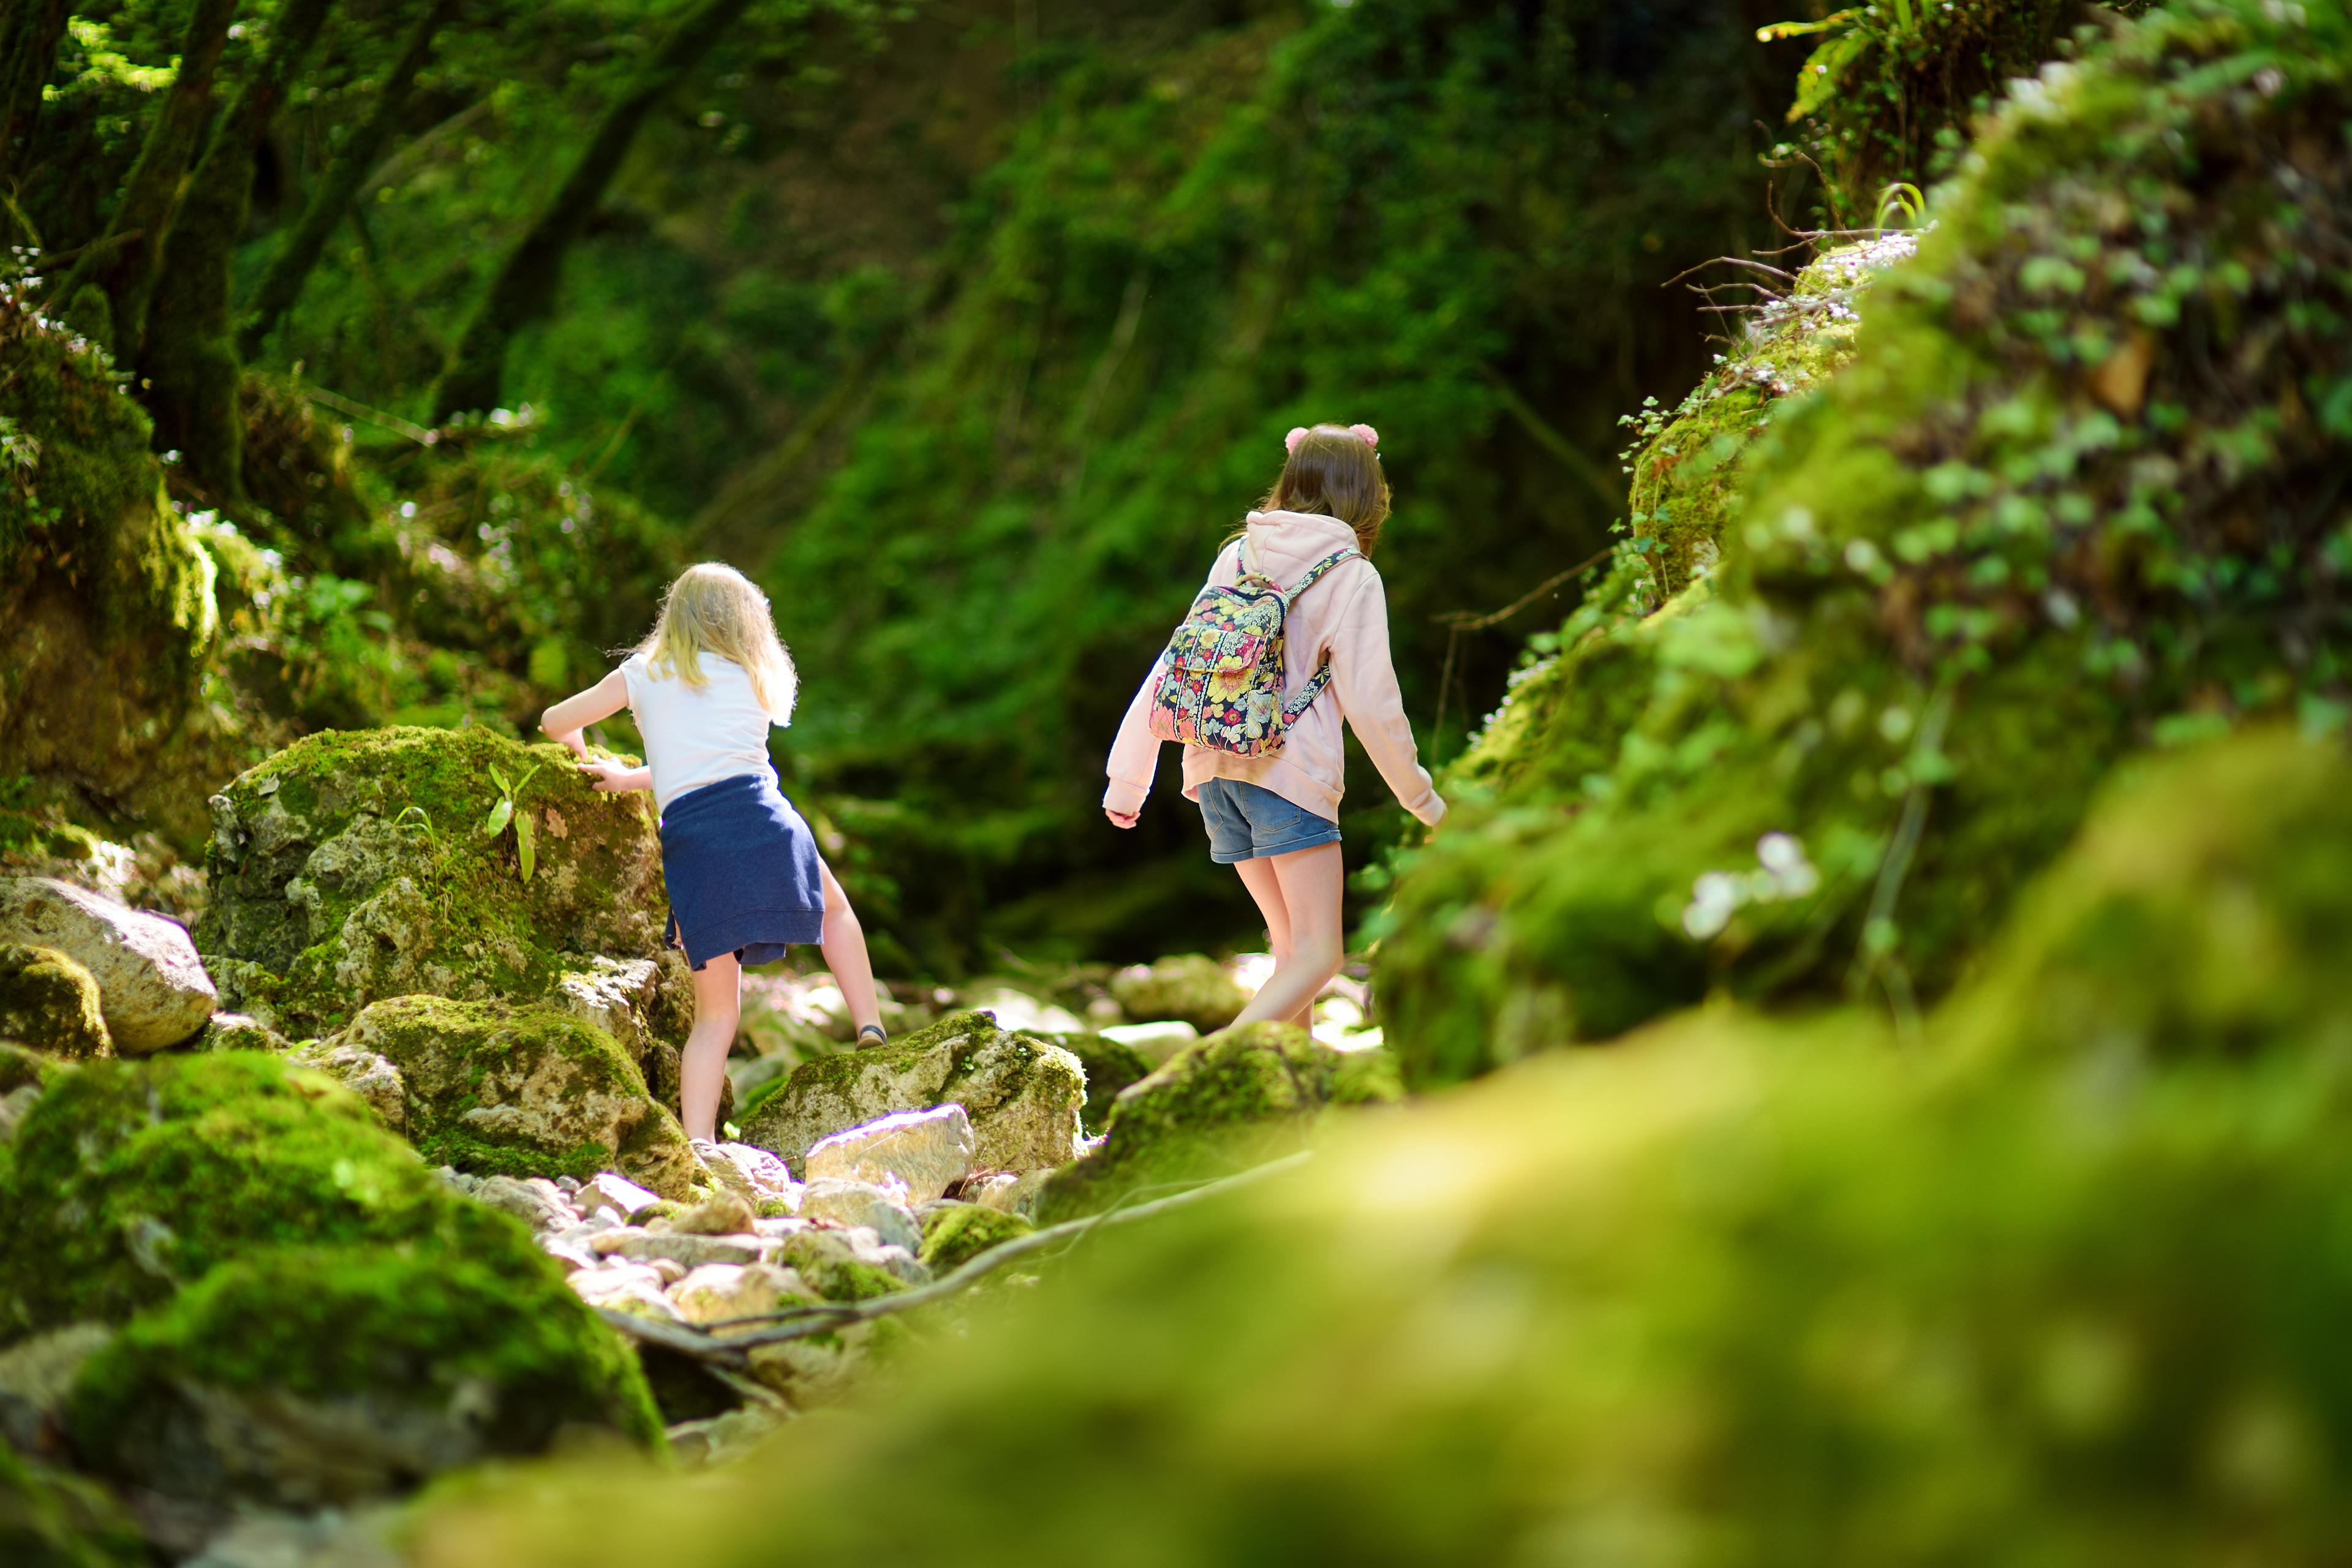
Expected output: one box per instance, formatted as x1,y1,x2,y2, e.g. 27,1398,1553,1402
1382,0,2352,1088
67,1245,662,1504
195,724,668,1038
1057,1033,1155,1137
0,1052,526,1334
1036,1023,1342,1224
0,1042,58,1095
330,995,704,1199
770,1234,908,1304
1328,1047,1404,1108
918,1204,1034,1273
0,944,110,1060
0,1442,144,1568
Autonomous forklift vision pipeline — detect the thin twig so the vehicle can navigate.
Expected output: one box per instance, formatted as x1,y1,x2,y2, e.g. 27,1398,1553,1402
1434,545,1616,632
304,385,436,445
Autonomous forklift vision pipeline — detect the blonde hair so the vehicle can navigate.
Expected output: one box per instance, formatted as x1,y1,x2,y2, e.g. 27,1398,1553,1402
636,562,798,723
1257,424,1393,555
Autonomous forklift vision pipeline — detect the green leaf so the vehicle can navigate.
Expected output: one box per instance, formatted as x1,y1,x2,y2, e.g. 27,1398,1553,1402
488,764,511,794
516,810,537,883
514,763,543,797
483,798,514,837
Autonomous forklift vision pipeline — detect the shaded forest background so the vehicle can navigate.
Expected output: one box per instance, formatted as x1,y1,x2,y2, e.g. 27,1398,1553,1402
0,0,2071,974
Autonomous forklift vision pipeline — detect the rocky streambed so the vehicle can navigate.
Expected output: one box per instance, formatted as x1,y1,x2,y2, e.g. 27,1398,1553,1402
0,724,1397,1564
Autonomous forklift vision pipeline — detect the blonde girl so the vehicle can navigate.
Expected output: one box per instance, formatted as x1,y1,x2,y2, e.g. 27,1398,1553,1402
1104,424,1446,1028
541,562,884,1149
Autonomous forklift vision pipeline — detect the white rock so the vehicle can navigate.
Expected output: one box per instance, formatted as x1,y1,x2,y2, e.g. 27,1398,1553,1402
967,987,1087,1035
471,1175,577,1234
799,1180,921,1252
539,1237,598,1275
804,1104,974,1202
580,1171,661,1223
668,1262,813,1332
285,1040,407,1130
699,1140,802,1206
966,1169,1056,1219
748,1319,886,1407
1099,1019,1201,1064
571,1269,686,1325
591,1227,765,1269
0,877,216,1052
668,1403,791,1469
0,1321,113,1452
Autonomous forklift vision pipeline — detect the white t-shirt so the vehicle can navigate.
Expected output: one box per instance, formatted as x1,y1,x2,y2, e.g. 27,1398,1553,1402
620,651,778,813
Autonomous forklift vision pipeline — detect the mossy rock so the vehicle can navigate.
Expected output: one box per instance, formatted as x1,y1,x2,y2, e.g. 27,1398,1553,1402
0,1042,58,1096
67,1245,662,1508
918,1204,1034,1273
1057,1033,1155,1137
1036,1023,1343,1225
1948,728,2352,1069
1106,954,1248,1033
741,1011,1084,1176
768,1232,910,1303
0,1053,529,1335
0,946,108,1060
1381,0,2352,1087
195,725,669,1038
324,995,706,1200
0,285,220,846
0,1441,144,1567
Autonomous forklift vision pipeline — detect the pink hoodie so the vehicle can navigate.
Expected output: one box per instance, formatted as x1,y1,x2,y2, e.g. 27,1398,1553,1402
1105,509,1446,829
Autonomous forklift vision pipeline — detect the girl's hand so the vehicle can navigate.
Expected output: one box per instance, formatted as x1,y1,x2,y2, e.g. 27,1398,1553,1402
549,728,589,761
1104,807,1139,829
579,759,639,793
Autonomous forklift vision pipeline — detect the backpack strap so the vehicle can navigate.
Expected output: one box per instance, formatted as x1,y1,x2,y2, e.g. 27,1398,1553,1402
1280,546,1359,606
1281,655,1337,723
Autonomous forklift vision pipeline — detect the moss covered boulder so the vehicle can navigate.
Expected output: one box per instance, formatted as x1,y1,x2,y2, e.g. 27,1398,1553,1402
1106,955,1249,1033
0,945,108,1059
0,284,221,845
918,1203,1034,1273
1381,0,2352,1087
1058,1033,1156,1137
740,1011,1085,1177
196,726,669,1037
67,1246,662,1509
1036,1023,1350,1224
0,1442,144,1568
320,996,705,1200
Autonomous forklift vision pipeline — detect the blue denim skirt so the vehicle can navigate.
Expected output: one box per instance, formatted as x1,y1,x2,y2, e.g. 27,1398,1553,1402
1196,777,1343,864
660,773,827,970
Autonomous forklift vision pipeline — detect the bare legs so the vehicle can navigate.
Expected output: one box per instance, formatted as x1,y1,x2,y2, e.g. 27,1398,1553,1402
680,950,741,1144
1229,842,1346,1029
819,861,883,1036
679,859,883,1144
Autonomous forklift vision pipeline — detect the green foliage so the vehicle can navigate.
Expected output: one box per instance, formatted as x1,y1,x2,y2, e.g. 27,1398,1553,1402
0,1442,144,1568
1379,0,2352,1087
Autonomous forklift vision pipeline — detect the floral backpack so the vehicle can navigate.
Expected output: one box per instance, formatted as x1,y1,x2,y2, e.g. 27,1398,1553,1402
1147,539,1359,755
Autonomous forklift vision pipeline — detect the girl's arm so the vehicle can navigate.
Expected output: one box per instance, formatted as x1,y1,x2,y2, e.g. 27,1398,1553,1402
1102,654,1167,827
539,671,652,793
1327,570,1447,826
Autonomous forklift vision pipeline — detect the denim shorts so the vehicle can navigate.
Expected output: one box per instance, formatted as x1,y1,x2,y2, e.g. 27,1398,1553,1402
1196,778,1343,864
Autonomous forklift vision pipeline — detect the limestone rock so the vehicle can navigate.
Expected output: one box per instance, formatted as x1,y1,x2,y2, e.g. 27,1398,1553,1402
323,995,705,1200
579,1172,662,1224
194,727,669,1037
698,1140,801,1208
590,1228,765,1270
0,1321,113,1454
285,1039,407,1131
799,1180,922,1252
917,1203,1033,1273
769,1226,928,1297
0,878,214,1051
668,1263,816,1332
964,1169,1054,1219
1106,955,1248,1034
200,1011,291,1054
1061,1035,1157,1134
740,1011,1084,1177
805,1105,975,1202
1038,1023,1343,1224
570,1265,686,1325
668,1404,791,1469
0,942,111,1058
472,1175,578,1235
747,1317,891,1409
666,1190,756,1237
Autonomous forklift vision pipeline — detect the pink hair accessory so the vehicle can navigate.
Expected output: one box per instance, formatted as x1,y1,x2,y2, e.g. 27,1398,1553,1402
1285,426,1308,454
1349,423,1379,450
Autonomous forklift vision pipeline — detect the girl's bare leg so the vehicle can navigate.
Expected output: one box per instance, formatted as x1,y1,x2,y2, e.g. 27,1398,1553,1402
1231,842,1345,1030
818,860,884,1036
682,951,741,1144
1232,856,1310,1028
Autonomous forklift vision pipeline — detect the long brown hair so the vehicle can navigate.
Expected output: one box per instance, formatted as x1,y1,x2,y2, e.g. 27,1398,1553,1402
1256,424,1392,555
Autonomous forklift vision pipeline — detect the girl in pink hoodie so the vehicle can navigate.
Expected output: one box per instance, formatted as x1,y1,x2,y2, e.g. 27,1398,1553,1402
1104,423,1446,1030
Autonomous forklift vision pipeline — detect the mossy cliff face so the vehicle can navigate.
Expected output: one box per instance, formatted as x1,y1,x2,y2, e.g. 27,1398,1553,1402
1036,1023,1348,1225
0,945,110,1060
741,1011,1085,1176
322,995,705,1200
0,1053,660,1504
0,283,220,840
407,734,2352,1566
197,725,668,1036
1381,0,2352,1088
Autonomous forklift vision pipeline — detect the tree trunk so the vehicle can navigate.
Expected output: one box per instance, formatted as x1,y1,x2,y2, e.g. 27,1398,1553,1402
52,0,241,364
236,0,456,361
429,0,753,424
144,0,336,502
0,0,73,206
